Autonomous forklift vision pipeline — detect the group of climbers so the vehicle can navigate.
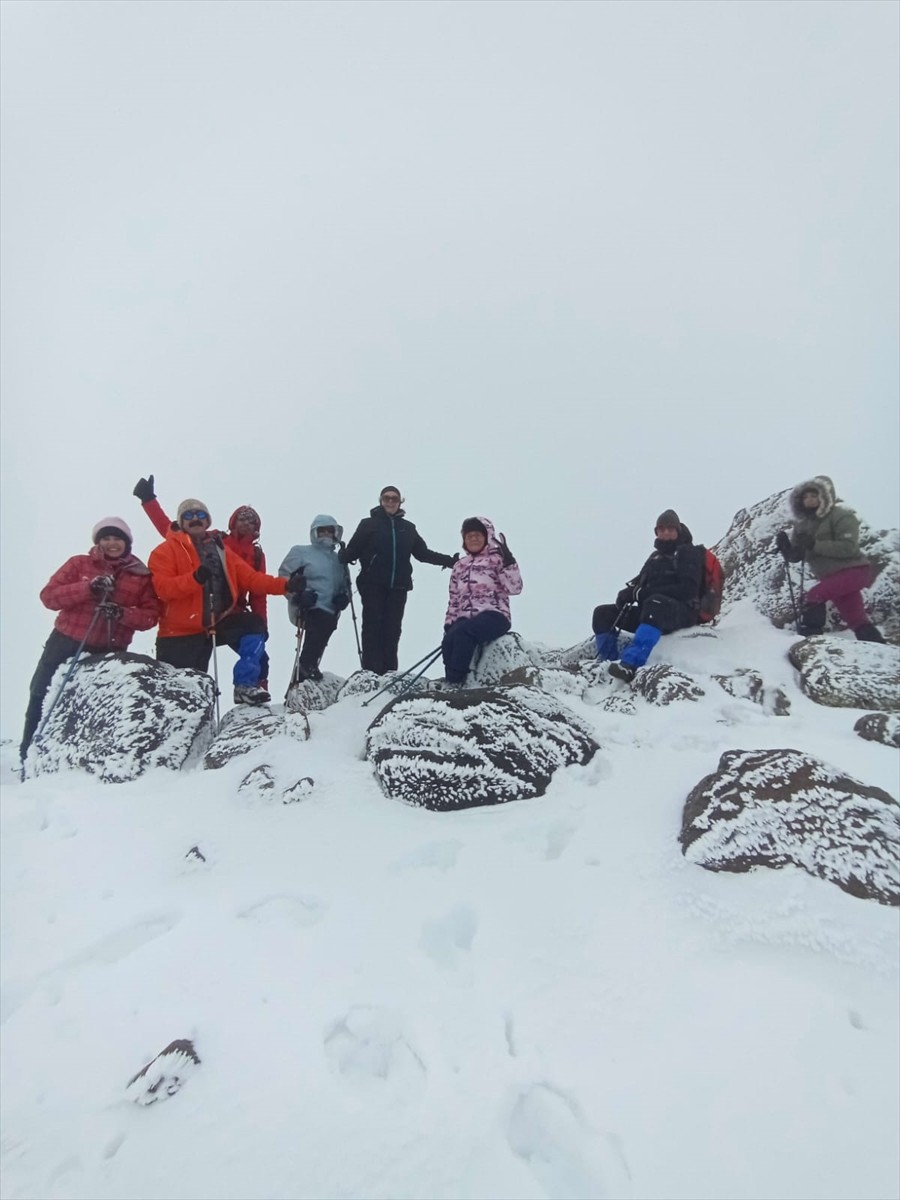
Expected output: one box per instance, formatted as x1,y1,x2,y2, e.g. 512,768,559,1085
19,473,884,765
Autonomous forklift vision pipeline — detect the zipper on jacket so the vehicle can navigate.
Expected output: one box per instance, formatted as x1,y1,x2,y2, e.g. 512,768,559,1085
390,519,397,588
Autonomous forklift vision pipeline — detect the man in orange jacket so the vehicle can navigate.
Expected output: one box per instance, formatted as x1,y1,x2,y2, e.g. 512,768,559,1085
149,498,305,705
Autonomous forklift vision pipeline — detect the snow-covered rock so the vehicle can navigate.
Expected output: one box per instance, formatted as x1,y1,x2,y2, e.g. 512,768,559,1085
285,671,344,714
26,652,215,782
714,488,899,641
854,712,900,749
466,633,543,686
681,748,900,905
366,686,600,811
126,1039,201,1106
713,668,791,715
203,704,310,770
787,637,900,712
632,664,705,705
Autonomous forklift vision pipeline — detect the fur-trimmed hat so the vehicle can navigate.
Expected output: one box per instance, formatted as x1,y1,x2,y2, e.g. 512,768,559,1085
177,498,210,524
92,517,132,547
655,509,680,531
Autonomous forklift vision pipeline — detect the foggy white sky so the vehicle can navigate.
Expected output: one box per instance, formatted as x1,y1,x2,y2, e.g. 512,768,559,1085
1,0,898,735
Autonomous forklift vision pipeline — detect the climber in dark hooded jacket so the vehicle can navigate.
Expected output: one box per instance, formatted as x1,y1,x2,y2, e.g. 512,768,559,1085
340,485,456,674
775,475,884,642
592,509,706,682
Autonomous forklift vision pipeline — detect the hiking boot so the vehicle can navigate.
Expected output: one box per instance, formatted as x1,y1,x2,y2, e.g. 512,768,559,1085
234,685,271,706
608,661,636,683
797,603,827,637
855,623,886,644
300,666,323,682
432,679,465,692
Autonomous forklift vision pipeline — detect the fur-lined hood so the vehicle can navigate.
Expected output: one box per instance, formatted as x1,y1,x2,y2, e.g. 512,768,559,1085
790,475,836,520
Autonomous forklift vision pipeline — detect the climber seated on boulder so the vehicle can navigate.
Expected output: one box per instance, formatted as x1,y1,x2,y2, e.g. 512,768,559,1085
593,509,705,683
439,518,523,686
21,517,159,763
775,475,884,642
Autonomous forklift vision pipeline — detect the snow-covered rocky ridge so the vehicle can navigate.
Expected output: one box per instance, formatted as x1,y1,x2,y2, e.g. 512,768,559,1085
2,595,898,1200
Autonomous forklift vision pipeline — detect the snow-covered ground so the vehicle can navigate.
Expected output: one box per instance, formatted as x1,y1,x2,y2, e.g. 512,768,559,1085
1,610,898,1200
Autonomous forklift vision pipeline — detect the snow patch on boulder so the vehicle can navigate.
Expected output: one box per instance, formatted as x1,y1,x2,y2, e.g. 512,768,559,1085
788,638,900,712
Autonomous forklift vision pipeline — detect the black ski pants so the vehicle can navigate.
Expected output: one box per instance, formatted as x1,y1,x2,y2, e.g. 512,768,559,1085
592,594,697,636
21,629,109,759
298,608,339,672
156,612,267,674
358,583,408,675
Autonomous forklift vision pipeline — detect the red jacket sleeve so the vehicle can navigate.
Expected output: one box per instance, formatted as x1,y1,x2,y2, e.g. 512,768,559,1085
250,548,268,621
143,498,173,538
40,557,93,611
119,575,161,632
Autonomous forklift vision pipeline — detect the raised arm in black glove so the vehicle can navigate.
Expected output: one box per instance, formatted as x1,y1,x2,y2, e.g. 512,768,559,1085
193,565,212,585
133,475,156,503
497,534,516,567
90,574,116,596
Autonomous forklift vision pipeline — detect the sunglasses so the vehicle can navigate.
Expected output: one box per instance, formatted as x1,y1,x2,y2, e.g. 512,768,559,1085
381,494,401,503
181,510,209,521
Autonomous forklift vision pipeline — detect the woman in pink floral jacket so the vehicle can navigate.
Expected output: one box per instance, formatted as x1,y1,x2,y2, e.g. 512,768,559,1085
441,516,523,685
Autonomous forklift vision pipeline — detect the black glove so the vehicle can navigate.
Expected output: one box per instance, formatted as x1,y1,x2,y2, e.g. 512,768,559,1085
497,533,515,567
441,552,460,570
132,475,156,503
97,601,123,621
337,547,350,564
90,575,115,596
775,530,792,559
284,569,306,596
193,565,212,585
793,529,815,553
298,589,318,610
334,592,350,611
616,585,635,609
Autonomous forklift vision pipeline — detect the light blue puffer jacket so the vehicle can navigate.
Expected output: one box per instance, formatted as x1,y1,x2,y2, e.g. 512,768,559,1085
278,514,351,624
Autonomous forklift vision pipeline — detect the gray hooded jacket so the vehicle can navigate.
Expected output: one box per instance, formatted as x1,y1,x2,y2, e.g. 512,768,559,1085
279,514,351,624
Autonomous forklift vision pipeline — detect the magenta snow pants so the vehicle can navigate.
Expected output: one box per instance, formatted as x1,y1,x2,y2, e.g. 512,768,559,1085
805,564,875,631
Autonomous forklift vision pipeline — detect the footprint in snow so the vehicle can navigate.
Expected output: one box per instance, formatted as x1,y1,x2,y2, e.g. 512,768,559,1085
324,1005,426,1093
506,1083,632,1200
419,905,478,971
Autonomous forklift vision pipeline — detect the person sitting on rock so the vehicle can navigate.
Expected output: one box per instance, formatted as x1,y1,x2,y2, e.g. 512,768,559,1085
593,509,706,683
440,517,523,687
21,517,159,763
133,475,273,688
148,499,305,706
775,475,885,642
278,515,352,683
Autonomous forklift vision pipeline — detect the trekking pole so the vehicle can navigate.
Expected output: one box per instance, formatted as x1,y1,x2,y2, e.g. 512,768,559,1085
34,605,105,742
285,621,306,701
209,624,222,731
784,561,801,627
339,544,363,667
361,645,443,708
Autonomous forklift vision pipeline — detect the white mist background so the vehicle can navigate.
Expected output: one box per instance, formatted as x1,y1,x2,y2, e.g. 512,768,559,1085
2,0,898,735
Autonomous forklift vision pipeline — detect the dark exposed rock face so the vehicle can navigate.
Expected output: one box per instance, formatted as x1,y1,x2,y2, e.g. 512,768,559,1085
854,713,900,749
714,488,899,641
681,748,900,906
366,686,600,812
788,638,900,712
632,664,705,705
203,705,310,770
27,653,215,782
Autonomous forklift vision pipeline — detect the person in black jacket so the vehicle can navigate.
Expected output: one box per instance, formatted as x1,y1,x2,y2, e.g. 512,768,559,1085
592,509,706,682
340,486,456,674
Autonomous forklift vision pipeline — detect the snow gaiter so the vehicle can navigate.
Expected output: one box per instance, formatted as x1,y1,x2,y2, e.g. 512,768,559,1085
619,623,662,668
233,633,266,686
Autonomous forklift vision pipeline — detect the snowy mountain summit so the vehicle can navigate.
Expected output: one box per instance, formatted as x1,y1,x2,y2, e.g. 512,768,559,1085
2,487,898,1200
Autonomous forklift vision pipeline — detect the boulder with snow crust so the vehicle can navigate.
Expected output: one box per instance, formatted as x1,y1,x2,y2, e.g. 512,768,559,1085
466,633,543,687
26,652,215,782
680,748,900,906
366,685,599,811
632,664,705,705
203,704,310,770
285,671,344,714
854,713,900,749
713,487,899,641
788,638,900,712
